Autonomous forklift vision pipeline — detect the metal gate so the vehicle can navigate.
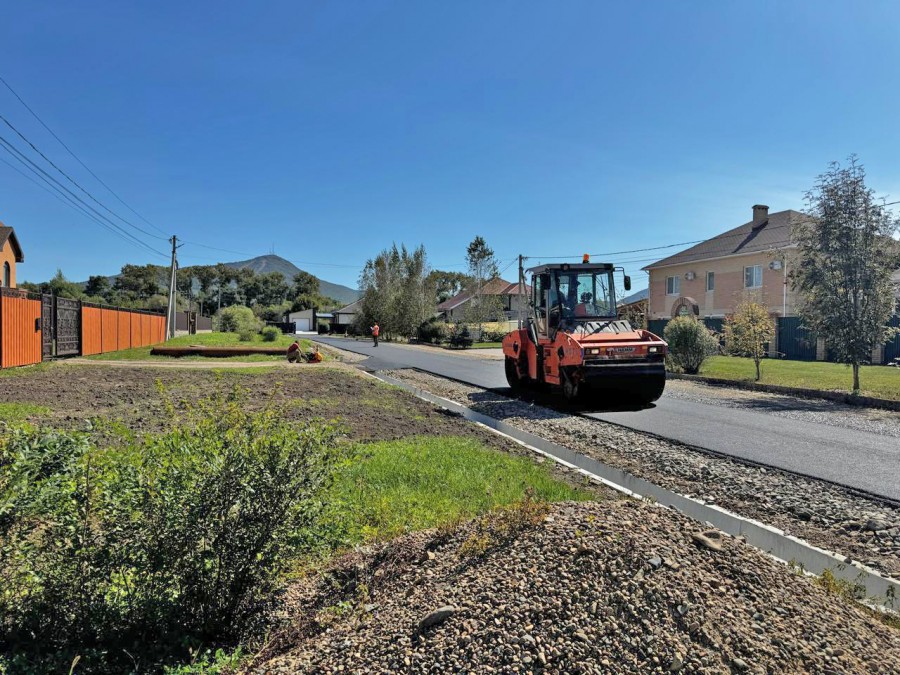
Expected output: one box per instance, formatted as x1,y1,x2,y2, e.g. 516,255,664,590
41,294,53,359
40,294,82,359
55,297,81,356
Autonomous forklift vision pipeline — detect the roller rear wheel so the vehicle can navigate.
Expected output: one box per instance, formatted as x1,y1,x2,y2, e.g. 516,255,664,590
505,357,524,390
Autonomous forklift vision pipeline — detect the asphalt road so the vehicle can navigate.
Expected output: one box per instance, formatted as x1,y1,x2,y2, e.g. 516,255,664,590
314,336,900,501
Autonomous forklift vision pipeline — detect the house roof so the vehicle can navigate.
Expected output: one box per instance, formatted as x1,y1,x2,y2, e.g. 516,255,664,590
643,209,810,270
619,288,649,306
437,278,530,312
334,299,362,314
0,224,24,262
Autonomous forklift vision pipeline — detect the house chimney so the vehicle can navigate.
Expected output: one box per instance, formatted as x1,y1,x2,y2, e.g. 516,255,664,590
752,204,769,225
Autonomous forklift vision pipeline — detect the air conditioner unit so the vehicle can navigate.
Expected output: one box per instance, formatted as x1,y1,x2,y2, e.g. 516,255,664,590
685,271,696,280
769,261,782,270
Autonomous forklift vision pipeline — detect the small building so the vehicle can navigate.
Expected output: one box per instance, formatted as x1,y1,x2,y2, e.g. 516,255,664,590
331,299,361,333
0,222,24,288
287,308,317,333
643,205,809,320
437,278,530,322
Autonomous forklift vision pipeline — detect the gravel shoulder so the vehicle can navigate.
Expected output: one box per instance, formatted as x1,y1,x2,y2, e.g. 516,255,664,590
387,369,900,580
247,500,900,674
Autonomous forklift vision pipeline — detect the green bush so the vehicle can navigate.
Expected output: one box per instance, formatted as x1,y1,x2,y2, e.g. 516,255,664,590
0,394,338,673
260,325,280,342
416,318,450,344
481,330,507,343
216,305,261,335
663,316,719,374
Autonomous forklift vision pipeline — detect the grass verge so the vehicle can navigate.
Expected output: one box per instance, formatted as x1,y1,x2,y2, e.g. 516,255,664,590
88,331,313,361
699,355,900,400
319,435,592,546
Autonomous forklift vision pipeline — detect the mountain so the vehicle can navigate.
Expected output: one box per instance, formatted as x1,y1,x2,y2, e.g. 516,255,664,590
222,255,359,304
621,288,648,305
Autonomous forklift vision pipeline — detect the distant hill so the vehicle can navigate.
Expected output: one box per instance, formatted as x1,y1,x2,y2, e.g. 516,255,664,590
621,288,648,305
221,255,359,304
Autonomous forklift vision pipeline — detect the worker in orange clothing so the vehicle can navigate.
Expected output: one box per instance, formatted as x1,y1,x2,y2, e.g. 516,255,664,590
371,321,380,347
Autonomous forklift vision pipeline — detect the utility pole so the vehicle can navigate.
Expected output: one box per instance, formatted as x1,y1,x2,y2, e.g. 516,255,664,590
517,254,526,329
165,235,181,340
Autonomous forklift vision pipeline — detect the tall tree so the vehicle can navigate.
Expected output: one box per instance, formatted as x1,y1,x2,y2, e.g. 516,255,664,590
358,244,432,340
426,270,471,304
292,271,320,298
791,157,900,392
84,275,111,299
464,236,503,329
115,264,163,300
47,269,84,299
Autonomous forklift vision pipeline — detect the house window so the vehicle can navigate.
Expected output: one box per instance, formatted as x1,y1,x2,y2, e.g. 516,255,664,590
666,276,680,296
706,271,714,292
2,262,8,288
744,265,763,288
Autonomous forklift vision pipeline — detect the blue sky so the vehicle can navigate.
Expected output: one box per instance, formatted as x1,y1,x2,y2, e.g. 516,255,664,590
2,1,899,290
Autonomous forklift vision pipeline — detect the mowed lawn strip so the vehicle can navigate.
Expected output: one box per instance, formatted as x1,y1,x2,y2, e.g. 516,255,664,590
323,435,593,546
87,331,313,361
700,355,900,400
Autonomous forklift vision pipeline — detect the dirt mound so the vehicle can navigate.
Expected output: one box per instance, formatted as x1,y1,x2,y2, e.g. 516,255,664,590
246,500,900,674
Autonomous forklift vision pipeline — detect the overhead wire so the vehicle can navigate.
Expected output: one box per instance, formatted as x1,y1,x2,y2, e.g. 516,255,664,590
0,133,167,259
0,111,167,242
0,73,168,235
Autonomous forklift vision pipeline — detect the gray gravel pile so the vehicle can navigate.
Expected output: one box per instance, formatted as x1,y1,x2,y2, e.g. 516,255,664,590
248,500,900,674
386,370,900,579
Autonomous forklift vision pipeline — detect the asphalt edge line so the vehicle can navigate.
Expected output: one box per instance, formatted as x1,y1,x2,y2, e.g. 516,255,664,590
370,370,900,612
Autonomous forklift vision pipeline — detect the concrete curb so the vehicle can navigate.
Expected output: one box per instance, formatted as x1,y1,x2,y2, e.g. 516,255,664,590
373,371,900,610
668,372,900,412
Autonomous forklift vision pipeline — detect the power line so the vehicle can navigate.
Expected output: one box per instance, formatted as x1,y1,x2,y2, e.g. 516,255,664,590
0,73,167,235
0,110,167,242
0,134,167,259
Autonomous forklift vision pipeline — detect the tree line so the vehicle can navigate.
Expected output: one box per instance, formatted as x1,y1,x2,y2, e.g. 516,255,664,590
21,263,340,322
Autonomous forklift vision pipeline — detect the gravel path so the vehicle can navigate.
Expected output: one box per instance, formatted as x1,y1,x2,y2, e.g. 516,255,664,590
665,379,900,439
247,500,900,674
386,370,900,580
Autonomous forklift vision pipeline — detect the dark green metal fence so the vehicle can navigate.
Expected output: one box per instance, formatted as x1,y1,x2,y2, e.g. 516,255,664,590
776,316,818,361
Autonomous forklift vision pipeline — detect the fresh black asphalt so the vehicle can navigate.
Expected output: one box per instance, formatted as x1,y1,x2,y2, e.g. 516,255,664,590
314,336,900,501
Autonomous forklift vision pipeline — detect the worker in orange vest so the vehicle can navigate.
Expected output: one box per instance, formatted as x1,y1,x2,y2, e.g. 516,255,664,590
371,321,380,347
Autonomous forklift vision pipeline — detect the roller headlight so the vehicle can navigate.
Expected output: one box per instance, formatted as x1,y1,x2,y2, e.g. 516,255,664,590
648,346,659,354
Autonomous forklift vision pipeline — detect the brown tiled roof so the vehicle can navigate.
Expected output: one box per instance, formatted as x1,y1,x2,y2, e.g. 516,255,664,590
436,278,530,312
643,210,810,270
0,224,24,262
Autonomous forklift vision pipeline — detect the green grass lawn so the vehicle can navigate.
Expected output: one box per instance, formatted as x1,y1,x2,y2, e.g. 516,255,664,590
88,331,313,361
321,435,592,546
468,341,503,349
699,355,900,400
0,402,51,424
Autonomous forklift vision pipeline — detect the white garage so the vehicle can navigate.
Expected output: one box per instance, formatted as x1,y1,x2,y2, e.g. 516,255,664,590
288,309,316,333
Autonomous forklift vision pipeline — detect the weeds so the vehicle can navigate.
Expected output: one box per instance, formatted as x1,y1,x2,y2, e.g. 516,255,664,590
459,491,550,557
0,387,339,674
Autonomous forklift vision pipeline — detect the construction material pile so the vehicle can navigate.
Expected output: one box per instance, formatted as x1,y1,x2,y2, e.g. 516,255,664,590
249,500,900,674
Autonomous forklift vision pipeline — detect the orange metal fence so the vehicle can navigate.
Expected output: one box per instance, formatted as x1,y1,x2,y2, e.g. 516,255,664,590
1,295,167,368
0,290,42,368
80,305,166,357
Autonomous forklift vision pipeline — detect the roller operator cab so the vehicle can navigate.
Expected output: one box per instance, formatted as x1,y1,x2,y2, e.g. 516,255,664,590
502,262,668,405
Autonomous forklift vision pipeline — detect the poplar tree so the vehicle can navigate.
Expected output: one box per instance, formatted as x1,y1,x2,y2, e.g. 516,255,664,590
791,157,900,392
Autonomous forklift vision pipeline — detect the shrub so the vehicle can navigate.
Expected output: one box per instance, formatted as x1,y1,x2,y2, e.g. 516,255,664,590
216,305,261,335
663,316,719,374
260,325,280,342
0,393,338,673
417,318,450,344
481,330,507,343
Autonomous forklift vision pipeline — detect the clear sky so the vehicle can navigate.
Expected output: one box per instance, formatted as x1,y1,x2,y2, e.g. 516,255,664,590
2,1,899,290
